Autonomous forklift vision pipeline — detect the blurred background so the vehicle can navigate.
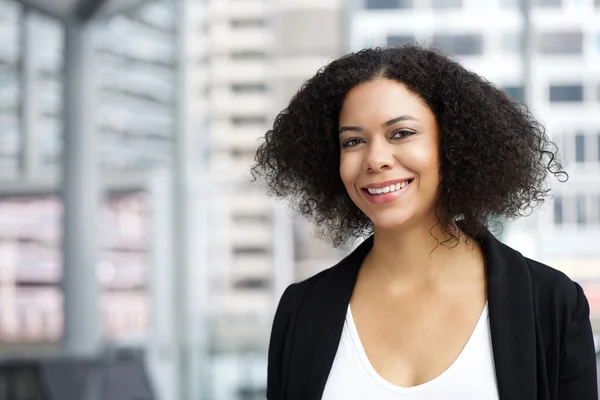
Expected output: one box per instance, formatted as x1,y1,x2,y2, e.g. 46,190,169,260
0,0,598,399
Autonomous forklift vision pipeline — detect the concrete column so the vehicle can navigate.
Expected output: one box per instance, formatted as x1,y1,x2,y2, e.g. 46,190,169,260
60,17,101,357
19,7,40,180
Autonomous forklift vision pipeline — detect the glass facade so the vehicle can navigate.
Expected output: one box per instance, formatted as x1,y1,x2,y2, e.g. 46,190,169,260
0,2,20,178
96,3,176,172
0,0,176,346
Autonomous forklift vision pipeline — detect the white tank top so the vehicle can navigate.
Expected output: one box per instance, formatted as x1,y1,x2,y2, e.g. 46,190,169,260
322,303,499,399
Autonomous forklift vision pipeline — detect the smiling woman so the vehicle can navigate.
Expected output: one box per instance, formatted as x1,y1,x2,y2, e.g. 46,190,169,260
252,46,597,400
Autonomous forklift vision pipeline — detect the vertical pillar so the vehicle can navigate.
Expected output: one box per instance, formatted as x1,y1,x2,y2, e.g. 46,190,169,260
19,6,39,180
60,17,101,357
173,1,211,398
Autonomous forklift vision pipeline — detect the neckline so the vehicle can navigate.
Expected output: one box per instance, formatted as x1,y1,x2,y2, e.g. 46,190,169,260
346,302,489,395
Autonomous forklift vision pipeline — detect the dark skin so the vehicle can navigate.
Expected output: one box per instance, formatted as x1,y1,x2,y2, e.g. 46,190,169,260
339,78,487,388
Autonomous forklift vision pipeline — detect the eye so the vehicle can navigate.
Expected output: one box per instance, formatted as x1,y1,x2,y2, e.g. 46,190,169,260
341,138,363,148
391,130,415,139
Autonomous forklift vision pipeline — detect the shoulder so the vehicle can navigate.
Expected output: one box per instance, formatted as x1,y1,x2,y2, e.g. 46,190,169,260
522,256,589,335
275,263,341,319
524,256,583,311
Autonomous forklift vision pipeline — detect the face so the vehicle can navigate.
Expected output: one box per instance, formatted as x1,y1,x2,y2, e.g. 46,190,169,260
338,78,441,232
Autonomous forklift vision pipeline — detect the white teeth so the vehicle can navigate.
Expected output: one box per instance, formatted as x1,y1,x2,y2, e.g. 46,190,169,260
367,180,411,195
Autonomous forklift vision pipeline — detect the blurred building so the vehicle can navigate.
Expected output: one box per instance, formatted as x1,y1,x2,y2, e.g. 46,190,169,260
180,0,346,398
0,0,176,363
348,0,600,326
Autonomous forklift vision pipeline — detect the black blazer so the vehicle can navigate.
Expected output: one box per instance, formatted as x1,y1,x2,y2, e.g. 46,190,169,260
267,231,598,399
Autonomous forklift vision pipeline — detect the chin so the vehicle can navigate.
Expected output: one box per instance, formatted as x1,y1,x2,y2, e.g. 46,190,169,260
367,212,414,231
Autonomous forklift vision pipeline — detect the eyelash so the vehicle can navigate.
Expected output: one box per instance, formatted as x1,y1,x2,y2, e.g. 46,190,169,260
341,130,414,148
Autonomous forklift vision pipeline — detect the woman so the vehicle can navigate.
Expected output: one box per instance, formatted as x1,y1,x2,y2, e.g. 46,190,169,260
252,46,597,399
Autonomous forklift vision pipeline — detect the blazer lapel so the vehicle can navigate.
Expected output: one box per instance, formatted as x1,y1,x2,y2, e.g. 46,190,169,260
483,232,538,399
286,236,372,399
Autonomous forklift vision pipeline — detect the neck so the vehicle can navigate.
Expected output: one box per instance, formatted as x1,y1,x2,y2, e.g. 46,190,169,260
362,221,483,288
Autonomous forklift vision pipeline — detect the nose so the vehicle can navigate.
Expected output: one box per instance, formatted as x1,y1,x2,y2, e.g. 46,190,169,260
363,139,395,172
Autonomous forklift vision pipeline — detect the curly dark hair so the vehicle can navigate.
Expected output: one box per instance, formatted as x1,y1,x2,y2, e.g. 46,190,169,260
252,45,566,247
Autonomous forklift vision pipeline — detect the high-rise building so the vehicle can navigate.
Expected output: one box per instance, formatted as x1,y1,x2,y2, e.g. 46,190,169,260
180,0,346,397
348,0,600,327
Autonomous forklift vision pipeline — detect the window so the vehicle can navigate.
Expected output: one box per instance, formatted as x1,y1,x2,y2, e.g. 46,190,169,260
501,85,525,103
234,278,269,290
433,34,483,56
230,19,266,28
537,31,583,55
230,83,267,93
576,195,586,226
233,213,270,224
387,35,415,47
231,148,256,160
549,84,583,102
230,51,267,60
366,0,412,9
432,0,462,8
534,0,561,6
233,246,268,256
231,115,267,126
575,133,585,162
553,196,563,225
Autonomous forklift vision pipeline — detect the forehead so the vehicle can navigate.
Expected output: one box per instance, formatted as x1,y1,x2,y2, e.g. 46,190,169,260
338,78,432,125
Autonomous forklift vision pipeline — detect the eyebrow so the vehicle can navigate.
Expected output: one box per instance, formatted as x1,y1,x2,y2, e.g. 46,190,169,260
338,115,418,135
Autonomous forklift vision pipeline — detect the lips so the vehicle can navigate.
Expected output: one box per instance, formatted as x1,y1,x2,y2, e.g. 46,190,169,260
361,178,414,205
362,178,414,190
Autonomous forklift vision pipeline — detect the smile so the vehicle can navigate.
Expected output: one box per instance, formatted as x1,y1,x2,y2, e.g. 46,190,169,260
361,178,414,205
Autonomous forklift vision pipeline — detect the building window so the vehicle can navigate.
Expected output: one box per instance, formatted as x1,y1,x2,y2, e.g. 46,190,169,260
230,83,267,93
230,51,267,60
387,34,415,47
233,278,269,290
534,0,562,6
230,19,266,29
549,84,583,102
231,115,267,126
575,133,585,162
366,0,412,9
432,0,462,8
576,195,586,226
233,246,268,256
554,196,563,225
537,31,583,55
433,34,483,56
501,85,525,103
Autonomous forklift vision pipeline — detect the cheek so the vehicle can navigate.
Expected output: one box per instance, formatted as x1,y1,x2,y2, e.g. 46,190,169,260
339,154,357,187
411,142,439,177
